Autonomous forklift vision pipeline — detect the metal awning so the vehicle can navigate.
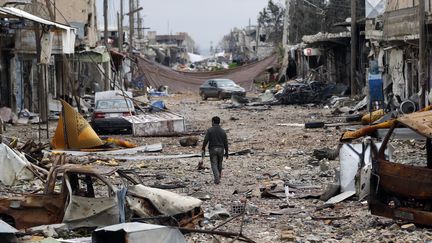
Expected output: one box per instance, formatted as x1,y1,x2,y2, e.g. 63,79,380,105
398,110,432,138
0,6,76,54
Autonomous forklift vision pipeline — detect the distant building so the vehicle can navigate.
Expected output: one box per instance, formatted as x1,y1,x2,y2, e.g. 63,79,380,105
219,25,275,63
147,31,196,53
145,31,197,66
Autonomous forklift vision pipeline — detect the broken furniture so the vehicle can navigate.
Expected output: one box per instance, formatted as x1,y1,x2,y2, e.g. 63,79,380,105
369,110,432,226
124,112,185,137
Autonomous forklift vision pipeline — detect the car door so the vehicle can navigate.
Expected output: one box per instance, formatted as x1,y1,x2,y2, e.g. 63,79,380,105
207,80,219,97
201,80,214,97
62,172,121,229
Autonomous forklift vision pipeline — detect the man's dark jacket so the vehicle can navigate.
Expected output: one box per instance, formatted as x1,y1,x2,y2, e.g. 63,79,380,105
202,124,228,154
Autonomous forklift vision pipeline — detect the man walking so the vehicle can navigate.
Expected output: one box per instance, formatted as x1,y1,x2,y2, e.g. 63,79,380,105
202,116,228,184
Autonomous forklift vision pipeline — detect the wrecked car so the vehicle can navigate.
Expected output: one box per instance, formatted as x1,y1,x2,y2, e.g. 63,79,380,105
369,110,432,226
0,164,203,229
275,80,340,105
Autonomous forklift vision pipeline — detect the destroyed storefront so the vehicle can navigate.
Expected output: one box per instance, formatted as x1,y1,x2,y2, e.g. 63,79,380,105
0,6,76,118
365,0,432,108
301,31,359,86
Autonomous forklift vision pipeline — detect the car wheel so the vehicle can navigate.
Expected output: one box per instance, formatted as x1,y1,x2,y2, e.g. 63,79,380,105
200,92,207,100
218,92,224,100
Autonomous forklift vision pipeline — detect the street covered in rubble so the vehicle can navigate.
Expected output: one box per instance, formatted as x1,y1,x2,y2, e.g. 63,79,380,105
3,0,432,242
2,93,432,242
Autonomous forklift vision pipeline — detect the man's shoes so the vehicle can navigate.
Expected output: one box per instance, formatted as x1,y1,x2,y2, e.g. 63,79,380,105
214,181,220,185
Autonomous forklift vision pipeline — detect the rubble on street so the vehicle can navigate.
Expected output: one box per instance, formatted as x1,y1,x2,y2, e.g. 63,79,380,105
3,0,432,242
1,91,432,242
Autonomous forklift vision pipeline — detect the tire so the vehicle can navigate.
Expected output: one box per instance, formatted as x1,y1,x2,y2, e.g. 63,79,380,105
304,121,325,129
200,92,207,100
346,114,362,122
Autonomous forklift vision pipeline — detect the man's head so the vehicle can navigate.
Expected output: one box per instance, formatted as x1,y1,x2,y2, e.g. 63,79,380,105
212,116,220,125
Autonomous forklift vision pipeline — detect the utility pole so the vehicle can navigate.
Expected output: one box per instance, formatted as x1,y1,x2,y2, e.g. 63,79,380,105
419,0,427,108
118,0,124,89
136,0,143,39
33,1,47,124
119,0,124,52
103,0,110,90
129,0,135,83
280,0,291,81
129,0,135,53
350,0,358,96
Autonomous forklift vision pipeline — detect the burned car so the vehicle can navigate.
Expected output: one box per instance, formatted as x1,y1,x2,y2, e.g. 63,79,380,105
369,110,432,226
0,164,203,229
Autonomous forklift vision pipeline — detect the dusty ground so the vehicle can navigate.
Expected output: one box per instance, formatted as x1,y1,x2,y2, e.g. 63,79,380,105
3,92,432,242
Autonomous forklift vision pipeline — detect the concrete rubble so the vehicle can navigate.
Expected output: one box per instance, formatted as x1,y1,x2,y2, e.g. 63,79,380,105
2,91,432,242
1,0,432,242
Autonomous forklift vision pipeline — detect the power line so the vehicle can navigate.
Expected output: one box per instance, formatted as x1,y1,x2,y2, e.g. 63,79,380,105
46,0,70,25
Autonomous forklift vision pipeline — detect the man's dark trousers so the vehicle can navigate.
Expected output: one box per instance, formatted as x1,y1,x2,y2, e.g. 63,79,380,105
210,147,224,184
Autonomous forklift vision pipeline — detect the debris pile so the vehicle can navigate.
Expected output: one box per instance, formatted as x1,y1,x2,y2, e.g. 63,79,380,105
274,80,337,105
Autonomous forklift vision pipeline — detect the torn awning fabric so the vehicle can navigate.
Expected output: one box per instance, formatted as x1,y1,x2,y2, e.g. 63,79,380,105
135,55,278,92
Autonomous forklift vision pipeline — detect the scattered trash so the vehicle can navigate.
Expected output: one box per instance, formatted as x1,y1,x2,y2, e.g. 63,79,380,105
313,147,339,160
150,100,167,112
0,143,42,185
231,201,245,214
325,191,355,205
205,204,230,220
0,107,18,124
190,191,212,201
179,136,198,147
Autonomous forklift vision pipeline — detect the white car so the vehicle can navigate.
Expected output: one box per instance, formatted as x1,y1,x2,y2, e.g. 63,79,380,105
91,91,135,134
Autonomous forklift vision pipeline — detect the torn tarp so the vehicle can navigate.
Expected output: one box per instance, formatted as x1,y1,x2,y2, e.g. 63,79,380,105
0,143,34,185
127,185,202,217
136,55,277,92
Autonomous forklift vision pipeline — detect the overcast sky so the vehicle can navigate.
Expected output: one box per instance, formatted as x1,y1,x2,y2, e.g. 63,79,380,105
97,0,278,54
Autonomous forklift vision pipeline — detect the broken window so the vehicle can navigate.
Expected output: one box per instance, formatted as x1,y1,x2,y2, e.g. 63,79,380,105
68,173,113,198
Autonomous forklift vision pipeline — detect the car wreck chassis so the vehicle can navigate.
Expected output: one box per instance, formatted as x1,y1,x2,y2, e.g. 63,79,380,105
0,164,203,229
369,110,432,226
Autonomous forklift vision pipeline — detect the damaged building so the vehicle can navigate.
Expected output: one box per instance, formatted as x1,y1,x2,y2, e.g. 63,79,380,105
0,0,107,121
145,31,198,66
365,0,432,107
218,25,275,63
